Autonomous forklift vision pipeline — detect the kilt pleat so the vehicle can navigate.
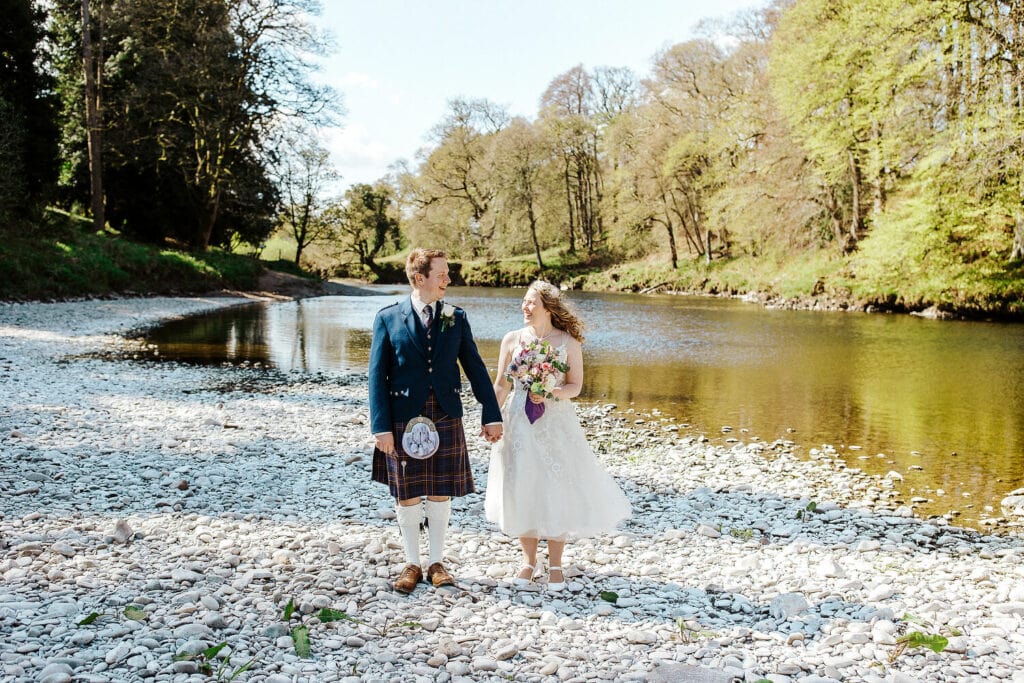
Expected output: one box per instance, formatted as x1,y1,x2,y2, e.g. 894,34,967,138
372,391,474,499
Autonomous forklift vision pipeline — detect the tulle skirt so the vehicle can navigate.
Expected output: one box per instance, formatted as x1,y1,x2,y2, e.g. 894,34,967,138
485,388,631,540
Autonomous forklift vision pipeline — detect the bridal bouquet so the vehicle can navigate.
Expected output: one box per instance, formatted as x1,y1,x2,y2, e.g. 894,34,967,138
506,339,570,424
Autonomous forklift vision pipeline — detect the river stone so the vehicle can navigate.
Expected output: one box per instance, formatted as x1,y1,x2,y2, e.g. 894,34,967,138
626,629,658,644
651,663,736,683
171,568,204,583
770,593,809,619
111,519,133,544
38,663,73,681
1000,489,1024,516
104,642,131,665
39,675,72,683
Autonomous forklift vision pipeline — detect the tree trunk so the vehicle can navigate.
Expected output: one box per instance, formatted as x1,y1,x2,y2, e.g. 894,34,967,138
527,201,544,269
664,217,678,270
872,121,885,215
1012,211,1024,261
848,149,862,245
81,0,104,233
705,228,712,265
563,159,575,253
196,189,221,251
824,186,847,250
659,190,678,269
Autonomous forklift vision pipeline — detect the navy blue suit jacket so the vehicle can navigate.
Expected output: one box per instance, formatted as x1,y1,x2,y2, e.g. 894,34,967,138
368,297,501,435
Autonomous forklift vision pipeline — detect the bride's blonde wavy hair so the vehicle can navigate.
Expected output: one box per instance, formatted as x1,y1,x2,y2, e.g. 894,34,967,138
529,280,585,342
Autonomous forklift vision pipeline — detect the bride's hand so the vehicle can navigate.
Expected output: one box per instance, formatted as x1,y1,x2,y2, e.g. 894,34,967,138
528,391,546,404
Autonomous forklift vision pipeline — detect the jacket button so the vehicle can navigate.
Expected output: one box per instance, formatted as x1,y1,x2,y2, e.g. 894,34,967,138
428,368,432,373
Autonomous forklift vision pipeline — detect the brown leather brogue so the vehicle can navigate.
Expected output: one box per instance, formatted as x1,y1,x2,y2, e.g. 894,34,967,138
426,562,455,588
393,564,422,594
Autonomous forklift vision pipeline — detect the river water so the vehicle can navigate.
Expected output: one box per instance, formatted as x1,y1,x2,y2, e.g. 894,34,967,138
145,285,1024,527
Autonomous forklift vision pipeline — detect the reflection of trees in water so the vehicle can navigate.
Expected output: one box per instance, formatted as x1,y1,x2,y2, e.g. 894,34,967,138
146,294,1024,523
147,304,269,364
263,302,374,373
584,356,1024,518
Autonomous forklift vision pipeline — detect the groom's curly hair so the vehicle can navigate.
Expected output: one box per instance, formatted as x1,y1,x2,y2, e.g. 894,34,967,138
529,280,585,342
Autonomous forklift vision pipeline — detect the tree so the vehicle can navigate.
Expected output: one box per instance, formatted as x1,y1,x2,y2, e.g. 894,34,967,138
0,0,58,227
409,98,508,257
80,0,104,233
276,130,338,265
489,118,549,268
50,0,338,249
539,65,603,254
332,183,400,275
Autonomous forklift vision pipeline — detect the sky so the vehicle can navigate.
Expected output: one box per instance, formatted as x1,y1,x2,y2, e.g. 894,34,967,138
317,0,766,189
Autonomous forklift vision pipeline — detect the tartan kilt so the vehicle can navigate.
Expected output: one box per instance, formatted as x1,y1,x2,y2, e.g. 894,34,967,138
372,391,475,499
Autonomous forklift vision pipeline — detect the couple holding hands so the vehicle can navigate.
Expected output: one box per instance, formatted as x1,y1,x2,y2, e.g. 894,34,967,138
369,248,630,595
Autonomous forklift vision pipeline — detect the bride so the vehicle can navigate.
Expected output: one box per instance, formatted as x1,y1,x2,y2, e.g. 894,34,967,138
485,280,631,590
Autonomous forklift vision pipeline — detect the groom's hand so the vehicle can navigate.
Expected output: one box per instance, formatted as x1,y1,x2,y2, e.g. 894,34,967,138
482,424,503,443
374,432,396,455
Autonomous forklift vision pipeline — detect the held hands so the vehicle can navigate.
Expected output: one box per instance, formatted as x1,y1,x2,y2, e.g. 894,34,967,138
528,389,552,404
481,424,503,443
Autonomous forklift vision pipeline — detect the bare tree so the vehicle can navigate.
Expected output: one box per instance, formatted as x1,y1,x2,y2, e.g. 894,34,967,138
275,129,338,266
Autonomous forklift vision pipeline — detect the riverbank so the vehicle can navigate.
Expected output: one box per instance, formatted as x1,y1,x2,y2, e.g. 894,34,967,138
437,252,1024,322
2,296,1024,683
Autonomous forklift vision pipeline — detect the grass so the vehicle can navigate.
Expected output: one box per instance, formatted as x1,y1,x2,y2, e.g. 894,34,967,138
10,210,1019,317
0,212,274,301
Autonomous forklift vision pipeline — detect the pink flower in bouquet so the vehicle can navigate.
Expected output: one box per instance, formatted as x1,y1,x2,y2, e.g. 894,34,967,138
506,339,569,423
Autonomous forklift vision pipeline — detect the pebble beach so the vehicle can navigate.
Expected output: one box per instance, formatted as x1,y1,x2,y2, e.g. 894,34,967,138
2,295,1024,683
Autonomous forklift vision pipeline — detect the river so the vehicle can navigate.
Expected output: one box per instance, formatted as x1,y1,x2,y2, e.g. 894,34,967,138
144,286,1024,528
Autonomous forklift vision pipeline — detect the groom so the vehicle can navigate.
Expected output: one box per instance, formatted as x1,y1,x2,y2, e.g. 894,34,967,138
369,248,503,594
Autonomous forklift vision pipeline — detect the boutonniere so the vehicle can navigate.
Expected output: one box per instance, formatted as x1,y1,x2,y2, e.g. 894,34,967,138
439,303,456,332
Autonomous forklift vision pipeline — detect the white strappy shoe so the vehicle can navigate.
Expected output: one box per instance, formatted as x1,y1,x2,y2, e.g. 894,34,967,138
512,563,539,587
546,566,565,592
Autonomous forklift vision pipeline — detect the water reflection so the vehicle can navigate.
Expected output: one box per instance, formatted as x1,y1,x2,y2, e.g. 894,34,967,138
145,286,1024,526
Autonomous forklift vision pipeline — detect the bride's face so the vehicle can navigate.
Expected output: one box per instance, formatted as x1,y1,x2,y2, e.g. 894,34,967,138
521,289,551,327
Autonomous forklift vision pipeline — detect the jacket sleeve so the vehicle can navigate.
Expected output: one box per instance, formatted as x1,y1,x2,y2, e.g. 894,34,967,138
368,311,393,434
456,310,503,425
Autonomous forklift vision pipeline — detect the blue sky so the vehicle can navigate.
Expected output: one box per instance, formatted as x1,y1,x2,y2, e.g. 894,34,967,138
318,1,766,188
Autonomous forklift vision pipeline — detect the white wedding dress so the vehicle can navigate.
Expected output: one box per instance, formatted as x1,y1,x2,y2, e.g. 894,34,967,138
485,342,631,540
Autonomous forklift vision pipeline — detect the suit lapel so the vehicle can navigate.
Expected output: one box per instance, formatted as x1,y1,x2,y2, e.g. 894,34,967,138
400,297,427,357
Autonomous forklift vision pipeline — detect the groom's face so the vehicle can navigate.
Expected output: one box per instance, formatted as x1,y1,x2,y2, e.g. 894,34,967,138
416,257,450,304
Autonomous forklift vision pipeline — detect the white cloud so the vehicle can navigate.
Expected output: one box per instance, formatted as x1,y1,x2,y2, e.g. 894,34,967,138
322,124,403,184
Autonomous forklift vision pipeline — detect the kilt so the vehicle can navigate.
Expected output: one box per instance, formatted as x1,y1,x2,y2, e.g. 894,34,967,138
372,391,475,499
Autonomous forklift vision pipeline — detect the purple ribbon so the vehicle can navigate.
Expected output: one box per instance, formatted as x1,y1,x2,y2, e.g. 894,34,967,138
525,399,545,424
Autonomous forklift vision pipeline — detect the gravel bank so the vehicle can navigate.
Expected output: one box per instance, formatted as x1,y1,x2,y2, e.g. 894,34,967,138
2,296,1023,683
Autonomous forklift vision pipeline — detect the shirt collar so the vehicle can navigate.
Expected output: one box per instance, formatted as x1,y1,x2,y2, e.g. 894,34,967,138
410,291,435,315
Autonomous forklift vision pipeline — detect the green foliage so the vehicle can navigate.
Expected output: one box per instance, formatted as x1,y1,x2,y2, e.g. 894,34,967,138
0,215,265,300
174,641,255,680
460,260,543,287
77,612,102,626
48,0,332,250
330,183,402,274
674,617,715,643
123,606,147,622
599,591,619,603
279,598,421,659
16,0,1023,314
888,613,952,663
290,626,311,658
0,0,58,227
76,604,147,626
796,501,817,521
849,183,1024,315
